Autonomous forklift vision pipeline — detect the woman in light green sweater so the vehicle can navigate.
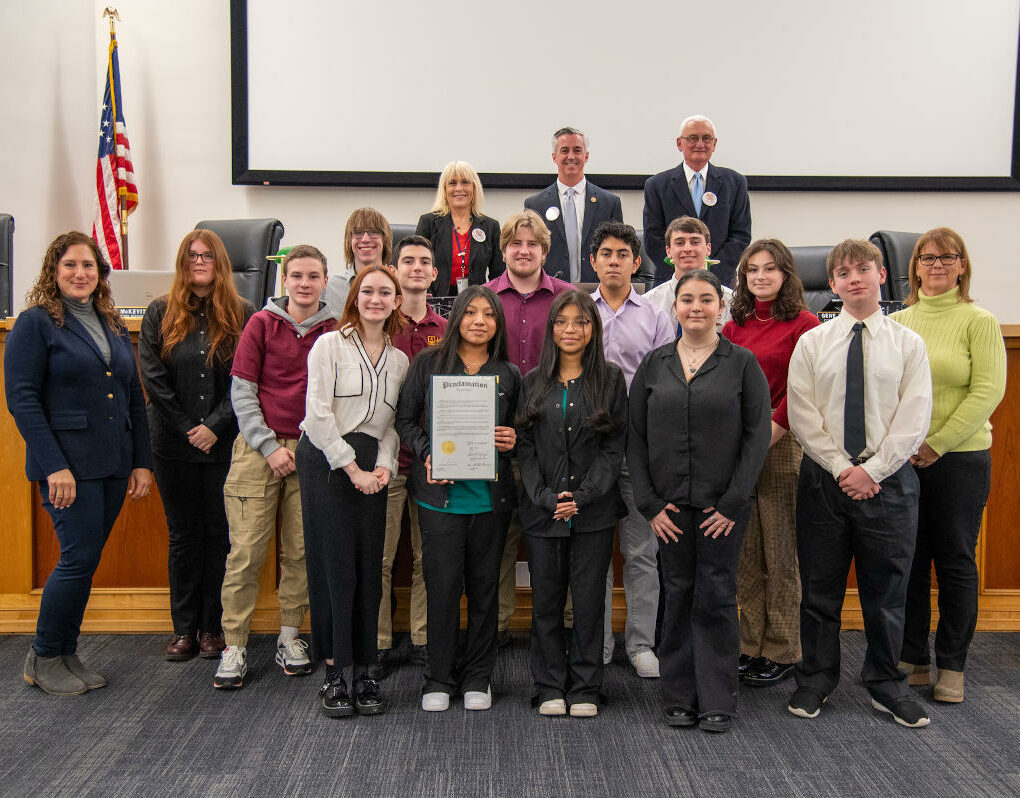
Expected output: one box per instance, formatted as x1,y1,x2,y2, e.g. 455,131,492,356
891,227,1006,703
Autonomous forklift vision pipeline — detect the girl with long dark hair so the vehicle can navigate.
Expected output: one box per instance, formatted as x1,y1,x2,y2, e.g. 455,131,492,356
395,285,521,712
516,290,627,717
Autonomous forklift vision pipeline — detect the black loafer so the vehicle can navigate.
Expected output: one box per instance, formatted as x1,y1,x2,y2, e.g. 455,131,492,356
744,659,795,687
354,677,386,715
319,676,355,718
699,712,732,733
664,706,698,727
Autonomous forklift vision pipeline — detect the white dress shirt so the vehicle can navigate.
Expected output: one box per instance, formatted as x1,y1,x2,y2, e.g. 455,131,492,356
644,277,733,332
557,177,586,239
682,162,709,196
300,323,410,472
787,307,931,484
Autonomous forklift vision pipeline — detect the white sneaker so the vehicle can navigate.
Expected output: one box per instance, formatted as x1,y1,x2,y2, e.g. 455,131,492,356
213,646,247,689
569,702,598,718
276,637,312,676
539,698,566,716
463,686,492,710
630,649,660,678
421,691,450,712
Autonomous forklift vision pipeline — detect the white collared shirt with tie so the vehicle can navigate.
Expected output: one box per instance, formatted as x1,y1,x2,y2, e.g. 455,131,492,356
787,307,931,484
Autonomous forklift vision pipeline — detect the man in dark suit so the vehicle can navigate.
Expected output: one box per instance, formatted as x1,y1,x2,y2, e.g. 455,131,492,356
524,127,624,283
643,115,751,287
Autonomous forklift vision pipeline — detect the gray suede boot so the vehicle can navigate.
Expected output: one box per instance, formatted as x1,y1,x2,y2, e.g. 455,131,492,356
23,649,87,696
62,654,107,690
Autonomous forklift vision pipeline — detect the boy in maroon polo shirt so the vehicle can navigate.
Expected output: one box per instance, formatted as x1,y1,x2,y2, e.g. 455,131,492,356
372,236,447,678
214,245,337,689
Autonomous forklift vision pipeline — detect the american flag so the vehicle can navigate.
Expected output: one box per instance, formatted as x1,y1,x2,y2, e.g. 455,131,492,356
92,34,137,270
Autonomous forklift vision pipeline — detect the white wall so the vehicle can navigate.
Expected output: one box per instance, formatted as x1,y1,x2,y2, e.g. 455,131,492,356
2,1,1019,321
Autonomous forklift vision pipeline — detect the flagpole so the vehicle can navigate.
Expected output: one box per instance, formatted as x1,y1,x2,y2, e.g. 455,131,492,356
103,7,129,270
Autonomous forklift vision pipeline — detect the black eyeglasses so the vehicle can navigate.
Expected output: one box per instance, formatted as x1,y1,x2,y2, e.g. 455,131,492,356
917,254,962,267
187,251,215,263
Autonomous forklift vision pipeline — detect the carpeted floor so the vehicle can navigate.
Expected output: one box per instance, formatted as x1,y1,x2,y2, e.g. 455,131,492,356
0,631,1017,797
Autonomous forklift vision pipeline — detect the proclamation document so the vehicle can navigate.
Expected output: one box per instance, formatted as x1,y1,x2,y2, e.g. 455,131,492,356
430,375,498,481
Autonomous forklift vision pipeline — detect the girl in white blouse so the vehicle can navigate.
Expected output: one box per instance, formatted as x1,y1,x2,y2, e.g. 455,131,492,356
296,266,409,718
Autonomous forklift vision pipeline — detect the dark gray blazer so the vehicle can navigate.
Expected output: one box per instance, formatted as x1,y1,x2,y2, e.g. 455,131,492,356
642,162,752,288
525,181,623,282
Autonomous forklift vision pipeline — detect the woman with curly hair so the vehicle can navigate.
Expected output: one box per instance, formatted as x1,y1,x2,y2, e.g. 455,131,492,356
6,231,153,695
139,230,254,662
722,239,819,687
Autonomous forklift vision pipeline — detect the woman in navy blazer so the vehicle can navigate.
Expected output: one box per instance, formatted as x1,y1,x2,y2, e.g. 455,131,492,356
5,231,153,696
415,161,504,297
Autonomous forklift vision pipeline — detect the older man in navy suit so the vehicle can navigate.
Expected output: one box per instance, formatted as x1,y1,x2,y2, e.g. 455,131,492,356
525,127,624,283
643,115,751,287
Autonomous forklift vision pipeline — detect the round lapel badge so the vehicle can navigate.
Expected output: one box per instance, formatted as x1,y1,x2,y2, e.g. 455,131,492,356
545,206,560,222
702,191,718,207
472,228,486,242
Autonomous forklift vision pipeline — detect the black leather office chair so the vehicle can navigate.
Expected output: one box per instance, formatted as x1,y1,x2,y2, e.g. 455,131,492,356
870,230,920,302
0,214,13,318
195,218,284,308
632,230,656,290
790,245,837,313
390,224,417,256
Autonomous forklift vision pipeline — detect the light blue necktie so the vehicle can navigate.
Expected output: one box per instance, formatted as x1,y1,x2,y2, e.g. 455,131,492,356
564,187,580,282
691,172,704,217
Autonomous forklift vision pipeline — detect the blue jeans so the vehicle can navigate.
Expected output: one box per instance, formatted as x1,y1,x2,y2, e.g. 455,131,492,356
34,477,128,657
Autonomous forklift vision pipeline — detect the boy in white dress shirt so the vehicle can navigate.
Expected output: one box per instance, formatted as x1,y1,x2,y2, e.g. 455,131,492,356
785,239,932,728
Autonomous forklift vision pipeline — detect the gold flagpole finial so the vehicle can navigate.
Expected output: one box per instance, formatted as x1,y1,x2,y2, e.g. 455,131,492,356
102,7,120,36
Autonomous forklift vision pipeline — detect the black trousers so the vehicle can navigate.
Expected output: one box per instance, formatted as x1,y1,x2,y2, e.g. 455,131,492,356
527,528,614,705
658,505,747,716
296,433,386,668
153,455,230,636
418,505,509,695
795,457,918,703
35,477,128,657
901,450,991,672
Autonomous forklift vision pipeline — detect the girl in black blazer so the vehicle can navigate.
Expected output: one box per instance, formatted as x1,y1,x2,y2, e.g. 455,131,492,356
395,286,521,712
415,160,504,297
5,231,153,696
139,230,254,662
516,290,627,718
628,270,771,733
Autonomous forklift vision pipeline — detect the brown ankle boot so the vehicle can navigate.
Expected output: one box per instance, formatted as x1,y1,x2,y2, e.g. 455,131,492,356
934,669,964,703
898,660,931,686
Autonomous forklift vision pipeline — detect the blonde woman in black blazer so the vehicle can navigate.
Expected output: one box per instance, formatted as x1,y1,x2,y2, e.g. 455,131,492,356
415,161,504,297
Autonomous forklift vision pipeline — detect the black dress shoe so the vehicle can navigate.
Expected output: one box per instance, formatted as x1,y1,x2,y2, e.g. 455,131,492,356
744,659,795,687
664,706,698,727
354,677,386,715
699,712,732,733
366,649,390,681
319,676,355,718
738,654,765,679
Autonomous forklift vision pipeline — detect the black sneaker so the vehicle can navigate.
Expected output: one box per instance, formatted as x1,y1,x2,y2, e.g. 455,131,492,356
870,696,930,728
739,654,765,679
319,675,354,718
354,677,386,715
787,687,826,719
